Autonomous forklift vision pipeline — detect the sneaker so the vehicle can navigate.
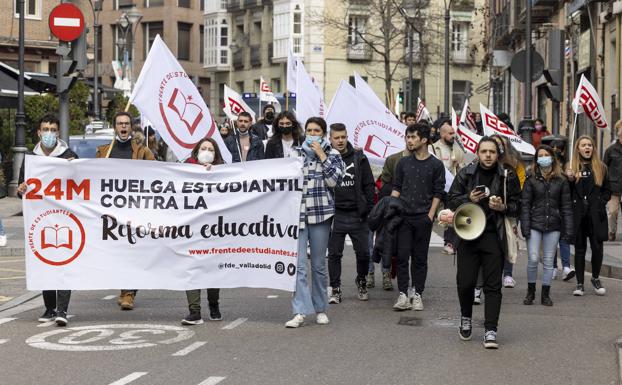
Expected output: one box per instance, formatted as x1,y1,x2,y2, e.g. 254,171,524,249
591,277,606,296
443,244,454,254
483,330,499,349
316,312,329,325
356,279,369,301
572,284,584,296
382,272,393,291
328,287,342,304
55,311,68,326
38,309,56,323
562,266,576,281
0,235,7,247
459,316,472,341
285,314,305,328
552,268,558,280
120,292,134,310
411,292,423,311
366,272,375,288
181,312,204,325
208,304,222,321
473,288,482,305
503,276,515,288
393,292,411,311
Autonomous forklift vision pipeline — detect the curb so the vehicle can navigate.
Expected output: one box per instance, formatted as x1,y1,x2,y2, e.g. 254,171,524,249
0,291,40,313
616,337,622,385
0,247,26,257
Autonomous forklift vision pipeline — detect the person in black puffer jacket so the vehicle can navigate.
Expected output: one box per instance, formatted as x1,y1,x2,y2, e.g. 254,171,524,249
520,145,573,307
603,120,622,241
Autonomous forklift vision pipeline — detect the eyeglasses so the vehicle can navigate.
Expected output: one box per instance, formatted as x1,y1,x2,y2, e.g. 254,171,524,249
116,122,131,127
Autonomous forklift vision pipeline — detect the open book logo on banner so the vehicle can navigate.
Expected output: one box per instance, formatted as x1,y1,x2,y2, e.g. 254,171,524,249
364,135,400,158
158,71,215,149
167,88,204,136
29,210,85,266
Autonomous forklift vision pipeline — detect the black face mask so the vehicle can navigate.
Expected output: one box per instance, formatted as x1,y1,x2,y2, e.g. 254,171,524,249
265,112,275,122
279,126,292,135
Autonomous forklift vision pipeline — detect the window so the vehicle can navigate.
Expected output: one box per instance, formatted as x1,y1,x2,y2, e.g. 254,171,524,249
178,23,192,61
292,5,303,54
452,80,467,112
178,0,191,8
144,22,164,60
14,0,41,19
116,0,133,9
144,0,164,6
205,17,229,67
200,25,205,66
236,81,244,93
348,16,366,46
201,0,205,11
451,22,468,61
272,78,281,93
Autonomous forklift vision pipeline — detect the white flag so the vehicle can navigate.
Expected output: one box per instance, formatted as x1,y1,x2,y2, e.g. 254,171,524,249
287,48,300,93
296,59,325,126
326,80,358,132
480,104,535,155
415,98,432,123
259,76,280,107
453,107,481,155
130,35,231,163
223,84,256,123
460,98,478,132
572,74,609,132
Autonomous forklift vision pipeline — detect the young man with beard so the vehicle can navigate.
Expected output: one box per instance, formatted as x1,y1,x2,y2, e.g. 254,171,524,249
96,111,155,310
431,120,465,254
251,104,276,140
18,114,78,326
447,137,521,349
391,122,445,311
224,112,265,162
327,123,375,303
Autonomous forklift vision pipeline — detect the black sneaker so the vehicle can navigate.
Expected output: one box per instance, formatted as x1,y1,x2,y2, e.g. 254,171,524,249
591,277,606,296
55,311,68,326
356,278,369,301
483,330,499,349
328,287,342,304
38,309,56,323
208,304,222,321
459,316,472,341
181,312,204,325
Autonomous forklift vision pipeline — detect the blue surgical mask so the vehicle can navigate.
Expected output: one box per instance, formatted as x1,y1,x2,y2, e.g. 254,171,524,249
41,131,57,149
305,135,321,145
537,156,553,168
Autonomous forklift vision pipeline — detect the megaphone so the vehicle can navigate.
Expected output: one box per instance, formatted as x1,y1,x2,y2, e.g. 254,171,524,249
452,203,486,241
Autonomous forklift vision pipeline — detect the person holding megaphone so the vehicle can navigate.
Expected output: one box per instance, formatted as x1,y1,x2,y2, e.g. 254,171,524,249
446,136,521,349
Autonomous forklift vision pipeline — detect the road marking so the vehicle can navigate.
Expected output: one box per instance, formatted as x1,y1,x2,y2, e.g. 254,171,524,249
197,377,226,385
108,372,148,385
171,341,207,356
102,295,117,300
0,268,25,273
267,295,278,298
0,276,26,280
0,296,14,302
221,317,247,330
37,315,74,327
0,259,23,263
0,317,17,326
0,339,8,344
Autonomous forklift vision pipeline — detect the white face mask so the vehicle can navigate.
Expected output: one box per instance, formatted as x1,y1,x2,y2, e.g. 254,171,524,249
197,150,215,165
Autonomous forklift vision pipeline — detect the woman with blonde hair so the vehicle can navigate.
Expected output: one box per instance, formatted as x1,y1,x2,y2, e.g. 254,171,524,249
566,135,611,296
521,145,573,306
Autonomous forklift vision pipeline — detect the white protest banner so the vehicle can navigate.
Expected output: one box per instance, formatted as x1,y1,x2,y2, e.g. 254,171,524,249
296,59,325,125
130,35,231,163
326,80,358,133
572,74,609,132
224,84,256,122
260,76,280,107
480,104,535,155
23,156,303,291
353,73,406,166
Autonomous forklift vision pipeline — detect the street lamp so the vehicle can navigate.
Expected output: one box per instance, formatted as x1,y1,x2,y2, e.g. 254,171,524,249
9,0,26,196
444,0,454,118
395,0,417,113
116,5,142,94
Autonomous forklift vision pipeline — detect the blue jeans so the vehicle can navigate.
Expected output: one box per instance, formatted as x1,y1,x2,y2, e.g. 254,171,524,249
0,218,5,236
291,219,332,315
527,230,560,286
553,239,570,269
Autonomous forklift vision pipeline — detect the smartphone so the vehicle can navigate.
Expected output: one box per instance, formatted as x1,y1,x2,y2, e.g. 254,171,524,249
474,185,487,193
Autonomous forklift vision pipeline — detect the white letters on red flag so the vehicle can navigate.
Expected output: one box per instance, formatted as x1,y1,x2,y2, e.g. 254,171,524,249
296,59,325,125
460,99,477,132
130,35,231,163
223,84,256,123
480,104,535,155
415,98,432,122
259,76,280,106
572,74,609,132
452,108,481,155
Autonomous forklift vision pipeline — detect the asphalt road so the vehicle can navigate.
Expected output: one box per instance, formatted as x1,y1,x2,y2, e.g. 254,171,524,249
0,244,621,385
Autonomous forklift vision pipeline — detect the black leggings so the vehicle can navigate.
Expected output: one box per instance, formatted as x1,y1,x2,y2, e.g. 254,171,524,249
574,217,603,284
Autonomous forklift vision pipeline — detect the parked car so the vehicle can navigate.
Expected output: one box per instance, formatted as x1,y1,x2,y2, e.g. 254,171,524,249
68,129,114,158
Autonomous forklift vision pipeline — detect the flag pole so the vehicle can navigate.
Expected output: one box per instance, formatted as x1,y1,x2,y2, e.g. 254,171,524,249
285,91,289,111
568,112,578,163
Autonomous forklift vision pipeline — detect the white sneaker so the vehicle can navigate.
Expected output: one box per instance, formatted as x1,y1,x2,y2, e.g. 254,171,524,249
503,276,515,288
562,267,576,281
412,293,424,311
0,235,6,247
393,292,411,311
316,312,329,325
285,314,305,328
552,269,558,280
473,288,482,304
443,244,454,254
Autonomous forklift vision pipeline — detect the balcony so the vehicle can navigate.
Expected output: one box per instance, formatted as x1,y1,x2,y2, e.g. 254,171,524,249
517,0,560,25
492,7,512,49
347,44,372,61
451,49,473,65
227,0,241,11
233,50,245,69
250,45,262,67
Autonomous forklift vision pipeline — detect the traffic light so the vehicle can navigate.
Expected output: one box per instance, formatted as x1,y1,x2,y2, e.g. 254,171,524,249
466,81,473,99
543,69,562,102
71,28,89,72
398,89,404,104
56,30,89,94
57,57,77,94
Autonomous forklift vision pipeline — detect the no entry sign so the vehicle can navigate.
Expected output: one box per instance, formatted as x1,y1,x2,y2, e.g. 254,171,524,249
49,3,85,42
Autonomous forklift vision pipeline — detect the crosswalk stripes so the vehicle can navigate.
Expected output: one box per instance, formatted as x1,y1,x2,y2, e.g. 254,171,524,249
108,372,148,385
0,317,17,326
197,377,226,385
171,341,207,357
221,317,247,330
